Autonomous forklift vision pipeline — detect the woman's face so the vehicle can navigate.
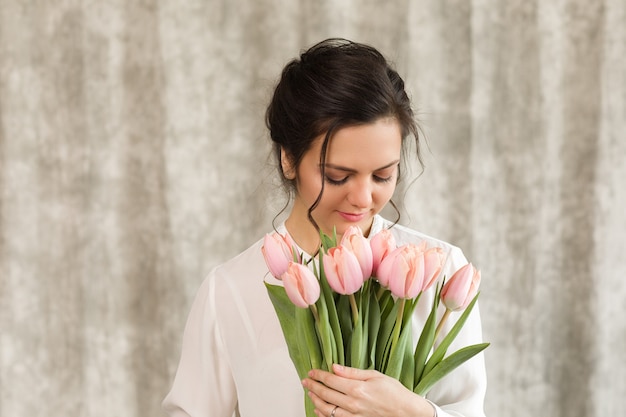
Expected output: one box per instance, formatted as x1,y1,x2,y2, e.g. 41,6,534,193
285,117,402,251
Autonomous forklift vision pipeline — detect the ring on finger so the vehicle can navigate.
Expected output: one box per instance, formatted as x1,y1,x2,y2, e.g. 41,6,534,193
330,405,339,417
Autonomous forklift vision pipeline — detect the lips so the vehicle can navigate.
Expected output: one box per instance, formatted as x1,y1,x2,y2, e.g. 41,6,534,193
338,211,367,222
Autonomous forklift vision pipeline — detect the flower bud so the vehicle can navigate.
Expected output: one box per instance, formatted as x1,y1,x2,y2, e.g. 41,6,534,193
370,229,396,277
262,232,299,279
422,247,445,292
282,262,320,308
441,263,481,311
323,246,365,295
377,244,426,299
340,226,373,279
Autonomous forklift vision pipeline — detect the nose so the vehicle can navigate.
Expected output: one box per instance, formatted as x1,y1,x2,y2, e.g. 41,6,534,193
347,178,373,208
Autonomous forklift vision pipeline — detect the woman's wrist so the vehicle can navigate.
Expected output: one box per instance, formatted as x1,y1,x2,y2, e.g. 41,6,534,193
405,393,437,417
425,399,438,417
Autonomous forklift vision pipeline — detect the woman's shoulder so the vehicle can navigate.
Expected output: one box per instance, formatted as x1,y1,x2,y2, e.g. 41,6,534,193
211,237,267,279
195,236,272,311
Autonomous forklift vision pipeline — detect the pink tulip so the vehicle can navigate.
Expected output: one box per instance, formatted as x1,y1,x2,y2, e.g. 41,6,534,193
370,229,397,277
377,244,426,299
281,262,320,308
323,246,365,295
421,246,445,292
262,232,300,279
441,263,481,311
340,226,373,279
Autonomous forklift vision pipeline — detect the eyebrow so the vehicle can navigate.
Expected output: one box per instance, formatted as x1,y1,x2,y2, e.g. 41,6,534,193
322,160,400,173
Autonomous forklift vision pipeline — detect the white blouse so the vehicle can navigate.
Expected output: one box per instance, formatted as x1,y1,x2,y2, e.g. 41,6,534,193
163,216,487,417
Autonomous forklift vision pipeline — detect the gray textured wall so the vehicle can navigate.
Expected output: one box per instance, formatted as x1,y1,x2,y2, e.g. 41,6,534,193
1,1,624,416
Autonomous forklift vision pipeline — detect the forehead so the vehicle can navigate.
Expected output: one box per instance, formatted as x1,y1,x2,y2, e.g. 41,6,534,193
324,118,402,166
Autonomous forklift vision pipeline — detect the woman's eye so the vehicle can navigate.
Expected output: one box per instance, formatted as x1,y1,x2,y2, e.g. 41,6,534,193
374,175,393,183
325,176,348,185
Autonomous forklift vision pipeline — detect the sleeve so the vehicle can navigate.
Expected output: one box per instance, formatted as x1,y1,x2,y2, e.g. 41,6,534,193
162,272,238,417
426,246,488,417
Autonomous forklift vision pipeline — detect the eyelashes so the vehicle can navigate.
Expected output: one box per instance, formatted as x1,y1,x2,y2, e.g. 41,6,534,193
374,175,394,184
325,176,348,186
325,175,394,186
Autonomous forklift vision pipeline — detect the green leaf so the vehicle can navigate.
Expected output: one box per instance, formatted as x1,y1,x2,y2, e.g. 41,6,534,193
320,230,337,252
422,293,480,377
384,313,413,382
318,249,344,365
399,334,415,389
413,287,441,383
385,298,417,383
296,306,322,371
358,287,370,369
414,343,490,396
378,290,394,318
314,284,335,369
350,313,366,368
337,294,352,332
304,393,316,417
367,285,381,368
376,296,400,371
266,283,312,380
402,296,419,327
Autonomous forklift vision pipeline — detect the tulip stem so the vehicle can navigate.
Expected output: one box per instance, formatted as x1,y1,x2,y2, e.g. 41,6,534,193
310,303,333,372
390,298,405,358
434,309,451,342
349,294,359,325
310,304,320,324
376,285,386,300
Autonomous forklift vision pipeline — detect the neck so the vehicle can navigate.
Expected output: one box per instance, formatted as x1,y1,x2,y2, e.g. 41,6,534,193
284,214,322,256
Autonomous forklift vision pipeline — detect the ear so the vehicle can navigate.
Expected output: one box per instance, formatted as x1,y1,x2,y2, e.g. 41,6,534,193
280,148,296,180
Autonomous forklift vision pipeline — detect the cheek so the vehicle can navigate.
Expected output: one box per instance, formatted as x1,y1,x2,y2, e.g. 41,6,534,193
297,175,323,204
376,184,397,204
322,187,346,206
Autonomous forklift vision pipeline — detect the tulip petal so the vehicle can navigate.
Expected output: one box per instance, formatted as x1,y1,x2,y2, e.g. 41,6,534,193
262,232,298,279
441,263,480,311
341,227,374,279
404,252,425,299
377,246,404,287
282,263,320,308
371,229,397,277
387,255,410,298
422,247,444,291
323,246,364,295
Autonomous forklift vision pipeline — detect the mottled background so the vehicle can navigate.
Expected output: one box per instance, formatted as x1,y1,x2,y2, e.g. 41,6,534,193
0,1,624,416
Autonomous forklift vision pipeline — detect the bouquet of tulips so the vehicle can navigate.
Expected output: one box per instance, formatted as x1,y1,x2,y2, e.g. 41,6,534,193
262,226,488,416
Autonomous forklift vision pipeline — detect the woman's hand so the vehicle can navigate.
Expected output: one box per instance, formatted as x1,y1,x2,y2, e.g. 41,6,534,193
301,364,436,417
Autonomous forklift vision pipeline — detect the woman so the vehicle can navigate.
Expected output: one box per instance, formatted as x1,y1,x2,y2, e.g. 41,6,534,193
163,38,487,417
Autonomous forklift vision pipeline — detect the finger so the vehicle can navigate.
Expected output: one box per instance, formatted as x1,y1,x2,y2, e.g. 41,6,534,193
307,366,373,396
303,376,347,407
328,404,341,417
307,369,347,393
332,363,380,381
307,390,343,417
